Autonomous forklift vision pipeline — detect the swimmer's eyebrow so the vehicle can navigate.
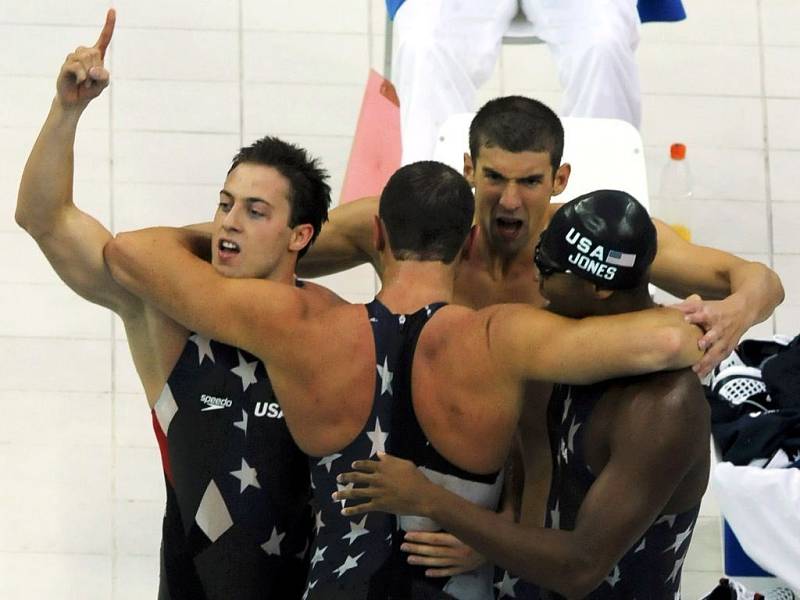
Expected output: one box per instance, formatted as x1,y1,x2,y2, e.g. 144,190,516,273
219,189,272,208
517,174,543,184
482,167,543,184
482,167,506,179
245,197,270,207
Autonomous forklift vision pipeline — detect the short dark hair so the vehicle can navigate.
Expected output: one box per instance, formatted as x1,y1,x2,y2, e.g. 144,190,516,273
229,136,331,258
379,161,474,264
469,96,564,173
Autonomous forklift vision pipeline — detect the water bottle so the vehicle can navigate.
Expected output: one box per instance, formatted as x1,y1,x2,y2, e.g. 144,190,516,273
654,142,693,241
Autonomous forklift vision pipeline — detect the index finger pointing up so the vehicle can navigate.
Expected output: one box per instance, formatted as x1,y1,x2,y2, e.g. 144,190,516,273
94,9,116,59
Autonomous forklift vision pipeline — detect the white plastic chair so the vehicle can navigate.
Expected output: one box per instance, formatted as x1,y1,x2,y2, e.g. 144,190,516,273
432,113,651,210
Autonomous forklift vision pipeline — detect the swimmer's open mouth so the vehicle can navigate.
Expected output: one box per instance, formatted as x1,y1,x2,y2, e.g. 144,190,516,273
219,239,241,254
495,217,524,237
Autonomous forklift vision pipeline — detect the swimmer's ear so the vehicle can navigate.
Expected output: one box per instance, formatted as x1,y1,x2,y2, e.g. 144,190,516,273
289,223,314,254
593,285,614,300
463,153,475,187
461,225,479,260
372,215,387,253
551,163,571,197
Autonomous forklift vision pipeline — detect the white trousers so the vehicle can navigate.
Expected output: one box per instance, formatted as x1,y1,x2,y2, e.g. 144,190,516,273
393,0,641,164
715,461,800,590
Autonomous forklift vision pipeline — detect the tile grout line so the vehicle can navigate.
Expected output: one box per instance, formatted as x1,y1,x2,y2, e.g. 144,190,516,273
498,41,506,97
0,22,374,35
756,0,777,335
369,0,384,297
107,18,120,594
238,0,245,148
366,0,379,298
366,0,374,74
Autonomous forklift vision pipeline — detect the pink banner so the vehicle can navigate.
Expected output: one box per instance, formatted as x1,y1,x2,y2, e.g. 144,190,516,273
340,70,401,203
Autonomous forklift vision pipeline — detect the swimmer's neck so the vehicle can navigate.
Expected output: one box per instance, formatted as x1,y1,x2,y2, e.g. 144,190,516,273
259,254,300,286
377,259,456,314
475,233,538,280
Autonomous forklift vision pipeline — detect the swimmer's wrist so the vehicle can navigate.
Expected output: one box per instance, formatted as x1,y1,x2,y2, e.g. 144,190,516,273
729,292,756,326
422,482,452,522
50,97,85,127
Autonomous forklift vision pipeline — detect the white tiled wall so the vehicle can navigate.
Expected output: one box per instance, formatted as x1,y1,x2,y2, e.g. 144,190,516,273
1,1,797,597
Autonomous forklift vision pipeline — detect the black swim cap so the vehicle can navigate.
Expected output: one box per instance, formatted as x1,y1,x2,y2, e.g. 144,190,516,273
537,190,656,290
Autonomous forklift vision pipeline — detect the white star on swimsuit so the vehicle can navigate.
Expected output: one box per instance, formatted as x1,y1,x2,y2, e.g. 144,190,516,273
567,416,580,452
189,333,215,364
655,514,677,529
662,523,693,555
261,527,285,556
302,579,318,600
376,356,393,396
605,564,621,587
665,555,686,585
310,546,327,569
336,481,354,508
314,510,325,534
342,515,370,545
230,458,261,493
550,500,560,529
231,351,258,390
233,409,248,434
561,388,572,423
494,571,519,598
333,552,365,578
366,417,389,457
317,453,342,473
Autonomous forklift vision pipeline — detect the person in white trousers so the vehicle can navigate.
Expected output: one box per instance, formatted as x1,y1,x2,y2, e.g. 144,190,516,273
393,0,641,164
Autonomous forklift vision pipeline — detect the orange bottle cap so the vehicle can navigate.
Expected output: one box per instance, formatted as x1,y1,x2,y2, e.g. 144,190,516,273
670,143,686,160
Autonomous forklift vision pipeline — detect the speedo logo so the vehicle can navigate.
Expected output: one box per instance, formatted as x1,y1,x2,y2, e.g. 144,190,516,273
200,394,232,411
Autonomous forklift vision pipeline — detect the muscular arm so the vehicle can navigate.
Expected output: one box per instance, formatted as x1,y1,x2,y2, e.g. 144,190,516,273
487,304,703,385
336,374,709,598
14,11,193,405
104,227,307,362
514,388,552,526
14,11,139,316
296,195,381,277
651,219,784,374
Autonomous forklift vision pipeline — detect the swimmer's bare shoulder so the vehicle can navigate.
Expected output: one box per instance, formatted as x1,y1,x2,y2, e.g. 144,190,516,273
601,369,710,511
297,279,348,307
606,369,707,422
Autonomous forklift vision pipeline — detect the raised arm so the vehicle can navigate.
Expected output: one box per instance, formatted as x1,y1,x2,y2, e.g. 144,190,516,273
104,226,309,360
486,304,703,386
14,10,137,315
296,195,382,277
335,374,709,597
651,219,784,374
